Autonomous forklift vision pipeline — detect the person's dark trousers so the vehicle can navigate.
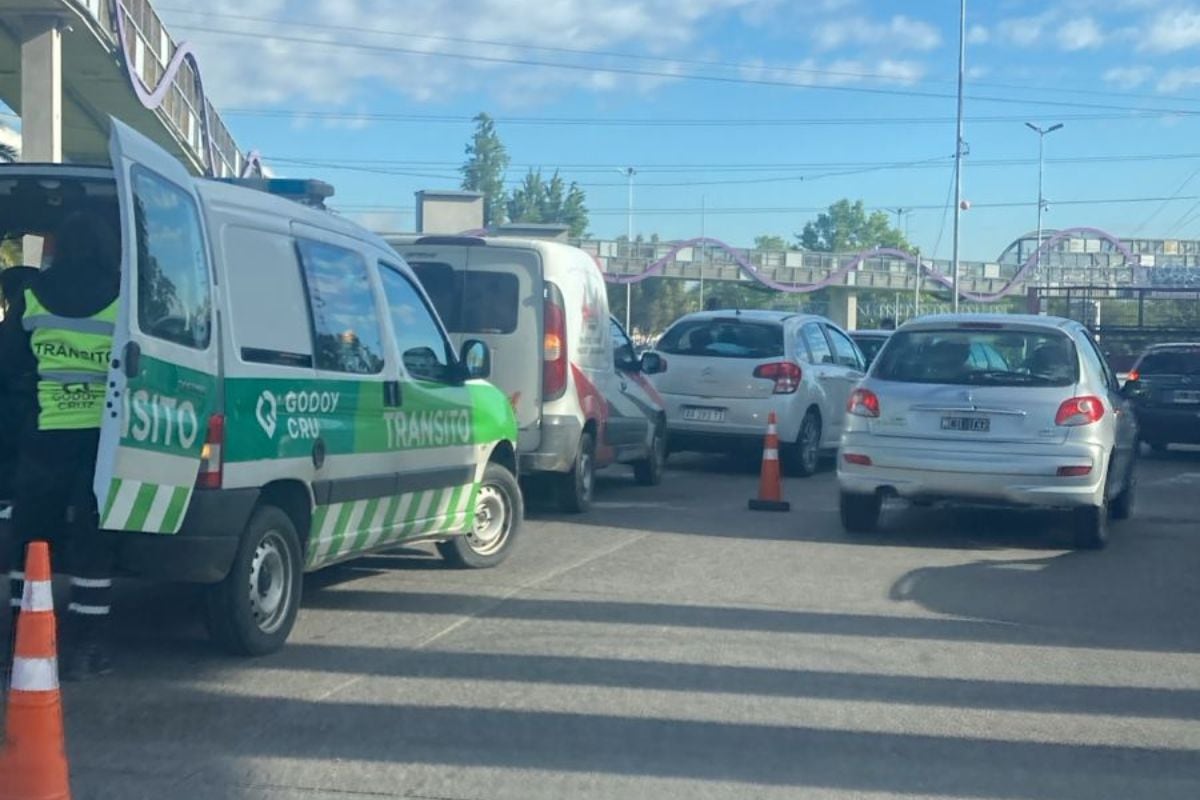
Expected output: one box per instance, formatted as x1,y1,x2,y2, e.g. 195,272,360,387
7,428,115,680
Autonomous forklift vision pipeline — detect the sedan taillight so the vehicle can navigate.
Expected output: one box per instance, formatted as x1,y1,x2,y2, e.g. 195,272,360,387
753,362,802,394
1055,396,1104,426
848,388,880,418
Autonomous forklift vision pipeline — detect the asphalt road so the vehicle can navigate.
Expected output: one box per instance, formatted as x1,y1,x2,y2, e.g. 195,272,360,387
18,448,1200,799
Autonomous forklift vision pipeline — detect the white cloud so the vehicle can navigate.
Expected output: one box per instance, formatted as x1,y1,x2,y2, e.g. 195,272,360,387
1103,65,1153,89
160,0,778,108
1157,66,1200,92
967,25,990,44
739,57,926,87
1058,16,1104,50
813,15,941,52
995,13,1054,47
1140,7,1200,52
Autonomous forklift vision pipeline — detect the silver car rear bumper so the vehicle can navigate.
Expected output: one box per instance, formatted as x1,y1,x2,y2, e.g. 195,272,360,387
837,434,1108,509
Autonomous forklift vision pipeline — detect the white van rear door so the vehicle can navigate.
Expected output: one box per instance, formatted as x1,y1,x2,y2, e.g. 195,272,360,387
401,241,542,449
93,119,220,534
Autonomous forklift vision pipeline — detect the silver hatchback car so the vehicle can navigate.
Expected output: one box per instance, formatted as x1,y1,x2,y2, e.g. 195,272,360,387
837,314,1138,548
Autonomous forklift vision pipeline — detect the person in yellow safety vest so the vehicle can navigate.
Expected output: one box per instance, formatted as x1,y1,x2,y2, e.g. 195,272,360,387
0,211,121,682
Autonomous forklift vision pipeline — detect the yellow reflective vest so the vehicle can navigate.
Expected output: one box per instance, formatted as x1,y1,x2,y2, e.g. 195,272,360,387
22,288,117,431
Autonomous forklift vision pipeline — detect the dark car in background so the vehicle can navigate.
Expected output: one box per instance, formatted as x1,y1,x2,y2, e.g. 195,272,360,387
850,329,893,367
1122,343,1200,452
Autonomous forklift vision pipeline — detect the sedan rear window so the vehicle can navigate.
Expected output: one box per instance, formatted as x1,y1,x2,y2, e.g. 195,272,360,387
657,319,784,359
410,261,519,334
1136,349,1200,376
873,329,1078,386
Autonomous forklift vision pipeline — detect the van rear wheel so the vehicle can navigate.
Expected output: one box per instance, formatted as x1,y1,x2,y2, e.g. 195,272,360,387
437,463,523,568
204,505,302,656
557,432,595,513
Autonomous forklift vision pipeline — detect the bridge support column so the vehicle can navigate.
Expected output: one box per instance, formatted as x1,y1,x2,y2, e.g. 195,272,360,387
828,287,858,331
18,15,63,266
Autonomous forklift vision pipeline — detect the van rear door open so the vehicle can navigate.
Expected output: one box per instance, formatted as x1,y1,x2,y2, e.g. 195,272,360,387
402,240,543,452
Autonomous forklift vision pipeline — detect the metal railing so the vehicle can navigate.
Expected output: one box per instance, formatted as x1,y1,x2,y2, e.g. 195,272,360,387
78,0,256,178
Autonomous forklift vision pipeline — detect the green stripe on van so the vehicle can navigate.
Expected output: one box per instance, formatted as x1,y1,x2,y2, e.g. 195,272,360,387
160,486,191,533
125,483,160,532
346,497,381,555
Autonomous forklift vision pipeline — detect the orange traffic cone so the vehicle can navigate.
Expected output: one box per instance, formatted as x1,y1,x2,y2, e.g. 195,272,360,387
0,541,71,800
748,412,790,512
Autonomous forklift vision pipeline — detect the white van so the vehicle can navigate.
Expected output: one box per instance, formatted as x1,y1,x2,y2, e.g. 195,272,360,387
0,121,523,655
386,236,667,512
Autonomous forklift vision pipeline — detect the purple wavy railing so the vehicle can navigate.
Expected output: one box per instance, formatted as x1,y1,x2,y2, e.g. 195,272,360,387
598,227,1135,304
110,0,261,178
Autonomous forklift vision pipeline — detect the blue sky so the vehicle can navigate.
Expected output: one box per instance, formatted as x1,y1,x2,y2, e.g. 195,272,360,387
147,0,1200,260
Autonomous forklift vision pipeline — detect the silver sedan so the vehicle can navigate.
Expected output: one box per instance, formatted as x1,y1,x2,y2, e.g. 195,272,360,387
837,314,1139,548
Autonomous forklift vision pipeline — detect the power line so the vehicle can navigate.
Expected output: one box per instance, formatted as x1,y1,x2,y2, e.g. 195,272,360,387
334,194,1200,216
169,23,1200,117
225,108,1182,128
160,7,1200,109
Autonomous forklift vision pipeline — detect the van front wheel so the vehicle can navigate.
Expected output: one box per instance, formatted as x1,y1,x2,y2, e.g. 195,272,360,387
437,463,523,568
204,505,303,656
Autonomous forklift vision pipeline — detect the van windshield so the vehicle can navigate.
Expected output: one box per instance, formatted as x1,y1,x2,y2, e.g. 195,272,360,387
873,328,1078,386
657,319,784,359
410,261,519,334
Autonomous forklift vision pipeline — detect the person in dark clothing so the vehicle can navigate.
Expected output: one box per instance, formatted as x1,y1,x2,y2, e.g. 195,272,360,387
1,213,121,681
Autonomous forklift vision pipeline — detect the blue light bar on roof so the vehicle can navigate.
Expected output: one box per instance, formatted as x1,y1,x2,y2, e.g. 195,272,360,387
216,177,335,208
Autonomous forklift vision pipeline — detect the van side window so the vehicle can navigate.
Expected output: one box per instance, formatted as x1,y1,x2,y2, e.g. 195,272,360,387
378,264,454,383
132,167,211,349
610,318,638,370
296,239,385,375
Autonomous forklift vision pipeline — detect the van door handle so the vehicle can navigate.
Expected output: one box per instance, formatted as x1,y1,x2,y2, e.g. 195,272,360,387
122,341,141,379
384,380,402,407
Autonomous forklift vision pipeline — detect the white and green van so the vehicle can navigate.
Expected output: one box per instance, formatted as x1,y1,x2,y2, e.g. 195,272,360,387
1,120,522,655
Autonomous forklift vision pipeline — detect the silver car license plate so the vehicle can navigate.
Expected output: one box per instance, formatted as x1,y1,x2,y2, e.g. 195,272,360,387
941,415,990,432
682,406,726,423
1173,390,1200,404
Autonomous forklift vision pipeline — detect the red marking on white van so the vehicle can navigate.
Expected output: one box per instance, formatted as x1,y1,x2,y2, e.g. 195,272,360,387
571,363,615,465
629,372,664,407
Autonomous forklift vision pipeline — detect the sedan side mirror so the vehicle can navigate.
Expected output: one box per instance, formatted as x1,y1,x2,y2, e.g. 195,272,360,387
459,339,491,380
640,352,667,375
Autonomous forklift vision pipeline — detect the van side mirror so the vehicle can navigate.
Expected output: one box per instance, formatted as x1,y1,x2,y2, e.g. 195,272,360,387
460,339,491,380
640,352,667,375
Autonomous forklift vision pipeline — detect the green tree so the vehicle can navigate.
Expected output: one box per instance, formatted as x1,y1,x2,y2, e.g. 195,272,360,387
0,143,16,163
506,168,589,237
799,199,912,252
754,234,788,251
460,112,510,226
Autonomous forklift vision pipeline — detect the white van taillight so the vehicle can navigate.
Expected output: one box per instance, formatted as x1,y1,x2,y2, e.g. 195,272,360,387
753,362,802,394
1055,396,1104,427
197,413,225,490
543,284,568,400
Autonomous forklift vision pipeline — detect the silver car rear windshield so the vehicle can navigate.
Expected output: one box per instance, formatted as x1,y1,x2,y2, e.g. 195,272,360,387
657,319,784,359
873,327,1079,387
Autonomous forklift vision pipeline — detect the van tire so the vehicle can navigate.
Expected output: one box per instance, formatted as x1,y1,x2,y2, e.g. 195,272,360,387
557,432,595,513
633,422,666,486
203,505,303,657
437,463,523,568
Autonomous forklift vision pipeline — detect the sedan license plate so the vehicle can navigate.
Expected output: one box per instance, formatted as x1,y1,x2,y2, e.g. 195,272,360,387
682,406,726,423
1173,390,1200,404
941,415,990,432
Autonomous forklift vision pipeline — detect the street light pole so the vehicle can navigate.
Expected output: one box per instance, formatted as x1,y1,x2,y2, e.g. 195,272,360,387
951,0,967,313
1025,122,1063,296
619,167,636,333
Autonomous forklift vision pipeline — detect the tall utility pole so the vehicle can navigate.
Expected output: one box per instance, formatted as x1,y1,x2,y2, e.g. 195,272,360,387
951,0,967,313
619,167,636,333
699,195,706,310
1025,122,1063,292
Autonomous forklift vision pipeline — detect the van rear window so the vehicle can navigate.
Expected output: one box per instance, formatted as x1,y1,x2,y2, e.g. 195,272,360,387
873,329,1078,386
657,319,784,359
410,262,519,334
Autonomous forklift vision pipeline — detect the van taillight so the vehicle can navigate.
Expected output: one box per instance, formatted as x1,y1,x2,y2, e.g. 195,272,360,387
753,362,802,393
543,284,568,400
197,413,225,490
